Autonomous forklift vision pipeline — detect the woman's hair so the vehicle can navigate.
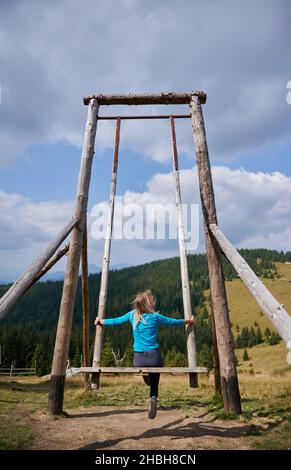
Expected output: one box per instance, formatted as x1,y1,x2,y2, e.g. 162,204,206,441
132,289,155,328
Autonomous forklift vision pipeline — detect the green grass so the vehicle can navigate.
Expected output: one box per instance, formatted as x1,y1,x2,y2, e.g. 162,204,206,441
1,260,291,450
1,372,291,449
63,375,215,410
205,262,291,335
0,417,34,450
251,418,291,450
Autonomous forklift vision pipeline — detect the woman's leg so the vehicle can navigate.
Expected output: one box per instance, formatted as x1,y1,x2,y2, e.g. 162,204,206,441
134,349,163,397
149,373,160,398
148,349,163,398
142,375,150,386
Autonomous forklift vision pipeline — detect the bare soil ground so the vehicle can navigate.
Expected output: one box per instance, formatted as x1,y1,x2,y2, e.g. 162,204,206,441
26,405,271,450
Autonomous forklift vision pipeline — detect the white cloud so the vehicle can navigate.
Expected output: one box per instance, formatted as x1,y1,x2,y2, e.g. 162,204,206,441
92,166,291,269
0,0,291,167
0,190,75,277
1,165,291,279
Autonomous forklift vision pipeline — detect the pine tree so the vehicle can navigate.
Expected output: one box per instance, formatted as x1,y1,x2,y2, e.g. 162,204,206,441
197,344,213,370
31,344,48,376
101,337,115,366
268,332,281,346
243,349,249,361
235,333,242,348
123,345,134,367
264,327,271,339
71,345,81,367
248,327,257,347
256,327,263,344
164,348,187,367
241,326,250,348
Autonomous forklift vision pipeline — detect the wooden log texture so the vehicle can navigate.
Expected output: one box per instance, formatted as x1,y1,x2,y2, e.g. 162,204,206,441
83,91,206,106
24,244,69,294
48,99,99,414
0,220,77,320
170,116,197,387
210,297,222,396
189,94,242,414
81,367,207,374
92,117,121,389
210,223,291,344
81,218,90,387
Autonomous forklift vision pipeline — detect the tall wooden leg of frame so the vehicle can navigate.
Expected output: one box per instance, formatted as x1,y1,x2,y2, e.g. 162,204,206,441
81,217,90,389
48,99,99,414
210,296,222,396
170,116,198,388
189,96,241,414
92,117,121,389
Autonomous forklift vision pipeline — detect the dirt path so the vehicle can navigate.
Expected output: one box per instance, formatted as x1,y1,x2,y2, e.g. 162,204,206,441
26,405,262,450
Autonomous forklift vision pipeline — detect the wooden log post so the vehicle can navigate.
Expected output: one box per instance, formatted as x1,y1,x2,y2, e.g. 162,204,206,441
81,218,90,388
189,95,242,414
170,116,198,388
210,224,291,344
24,244,70,294
209,296,222,396
48,99,99,414
0,219,77,320
91,117,121,389
81,366,208,374
83,91,207,106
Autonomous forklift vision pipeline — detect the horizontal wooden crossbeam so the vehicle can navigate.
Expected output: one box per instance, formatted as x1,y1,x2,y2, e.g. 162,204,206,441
80,367,207,374
97,114,191,120
83,91,207,106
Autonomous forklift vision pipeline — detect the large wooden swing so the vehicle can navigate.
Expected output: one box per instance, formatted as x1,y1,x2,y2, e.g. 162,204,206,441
1,91,291,417
86,110,203,389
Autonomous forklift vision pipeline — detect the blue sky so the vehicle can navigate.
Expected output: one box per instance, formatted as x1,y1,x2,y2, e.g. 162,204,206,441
1,120,290,205
0,0,291,280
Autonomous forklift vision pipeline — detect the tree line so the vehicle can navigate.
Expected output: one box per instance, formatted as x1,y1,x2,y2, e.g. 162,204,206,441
0,248,286,375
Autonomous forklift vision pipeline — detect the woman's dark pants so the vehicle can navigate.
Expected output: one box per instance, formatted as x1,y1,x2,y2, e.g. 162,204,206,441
133,349,163,398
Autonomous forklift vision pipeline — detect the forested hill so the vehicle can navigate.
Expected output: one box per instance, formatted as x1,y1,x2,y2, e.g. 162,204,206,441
0,248,289,374
1,248,288,330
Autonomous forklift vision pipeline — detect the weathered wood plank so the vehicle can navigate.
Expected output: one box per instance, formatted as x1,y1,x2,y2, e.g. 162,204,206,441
189,94,241,414
210,223,291,344
170,116,197,387
81,218,90,388
209,296,222,396
48,99,99,415
91,117,121,390
83,91,206,106
81,367,207,374
0,219,77,319
24,244,70,294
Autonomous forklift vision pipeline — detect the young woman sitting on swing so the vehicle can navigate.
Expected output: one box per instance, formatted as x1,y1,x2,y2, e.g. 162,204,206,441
94,289,195,419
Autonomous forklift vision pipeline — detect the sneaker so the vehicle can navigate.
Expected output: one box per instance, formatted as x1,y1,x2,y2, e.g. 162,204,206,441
148,396,157,419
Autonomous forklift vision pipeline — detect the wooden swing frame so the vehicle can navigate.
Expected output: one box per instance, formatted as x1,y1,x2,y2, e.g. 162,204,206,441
1,91,290,417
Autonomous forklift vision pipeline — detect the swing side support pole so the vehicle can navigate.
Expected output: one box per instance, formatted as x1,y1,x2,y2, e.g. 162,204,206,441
91,117,121,389
48,99,99,415
170,116,198,387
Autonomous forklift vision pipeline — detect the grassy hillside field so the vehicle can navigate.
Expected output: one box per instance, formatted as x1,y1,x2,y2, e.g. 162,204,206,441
0,262,290,450
222,262,291,333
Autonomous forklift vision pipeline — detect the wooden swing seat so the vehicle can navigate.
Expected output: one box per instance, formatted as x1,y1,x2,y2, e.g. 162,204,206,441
80,366,207,375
